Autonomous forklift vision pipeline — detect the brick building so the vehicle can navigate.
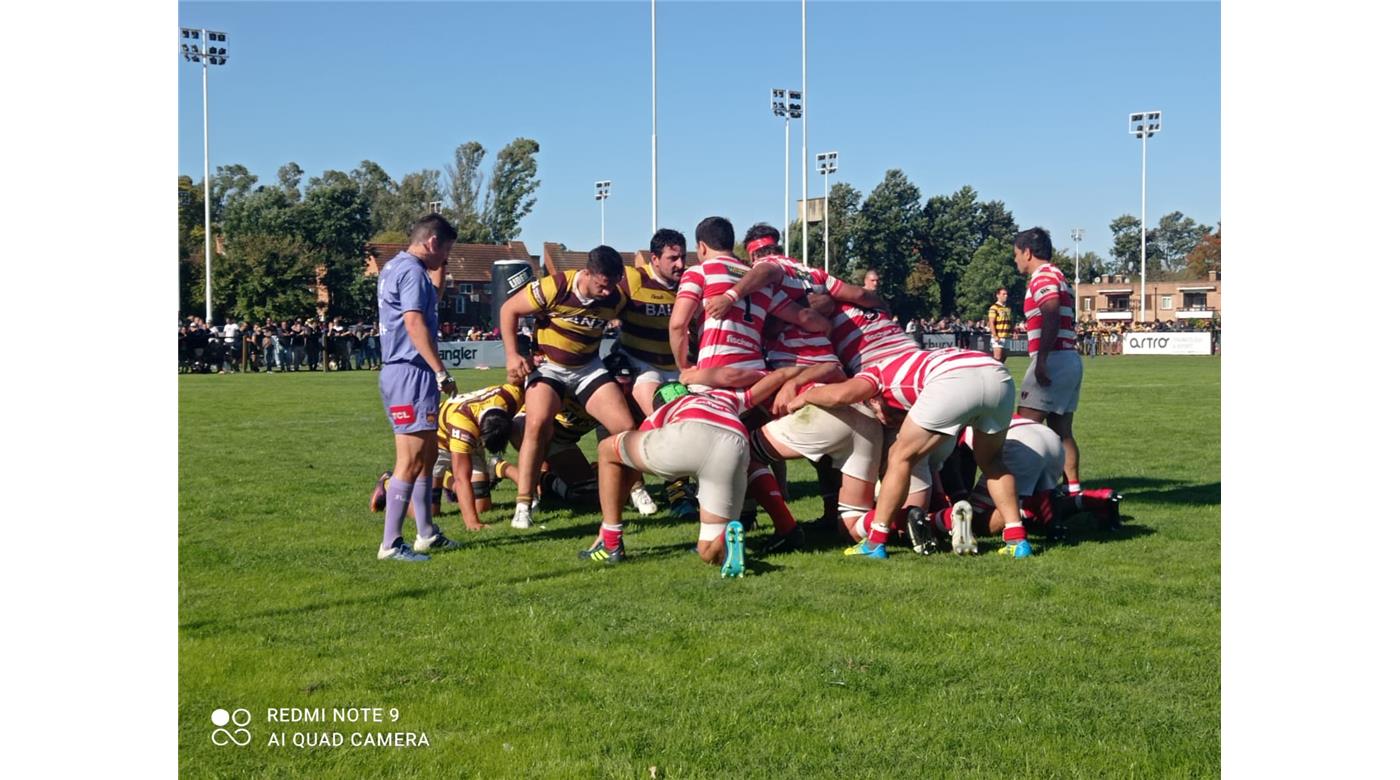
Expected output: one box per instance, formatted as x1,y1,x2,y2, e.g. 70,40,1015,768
1073,270,1222,326
363,241,536,328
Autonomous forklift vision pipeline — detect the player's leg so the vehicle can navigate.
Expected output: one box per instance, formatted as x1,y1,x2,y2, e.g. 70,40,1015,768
855,417,949,559
580,432,639,564
694,433,751,574
1048,411,1080,492
972,428,1026,556
513,381,564,528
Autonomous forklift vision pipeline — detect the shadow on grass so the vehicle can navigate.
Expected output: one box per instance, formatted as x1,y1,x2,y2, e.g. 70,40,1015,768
179,586,437,633
1041,514,1157,548
1094,477,1221,507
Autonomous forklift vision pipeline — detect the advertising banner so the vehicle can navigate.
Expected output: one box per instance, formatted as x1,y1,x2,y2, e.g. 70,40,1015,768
1120,332,1212,355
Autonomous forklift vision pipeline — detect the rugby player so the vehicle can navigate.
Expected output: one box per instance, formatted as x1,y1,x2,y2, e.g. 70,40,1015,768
374,214,461,562
371,383,521,531
498,246,638,529
614,228,699,520
987,287,1013,363
582,367,805,575
791,347,1031,558
1013,228,1085,495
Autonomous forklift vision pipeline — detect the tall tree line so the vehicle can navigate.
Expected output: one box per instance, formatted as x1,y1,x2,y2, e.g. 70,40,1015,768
785,169,1219,322
177,138,542,322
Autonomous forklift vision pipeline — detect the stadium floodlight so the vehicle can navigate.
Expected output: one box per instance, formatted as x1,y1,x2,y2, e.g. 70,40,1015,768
772,88,801,252
180,26,230,324
594,180,611,244
1128,110,1161,323
817,151,838,274
1070,228,1085,319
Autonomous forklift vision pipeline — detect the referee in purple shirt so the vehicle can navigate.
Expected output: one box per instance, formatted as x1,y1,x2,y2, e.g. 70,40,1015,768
375,214,462,561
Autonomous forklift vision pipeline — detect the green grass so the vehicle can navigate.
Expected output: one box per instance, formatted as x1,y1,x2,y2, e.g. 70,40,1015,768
179,356,1220,778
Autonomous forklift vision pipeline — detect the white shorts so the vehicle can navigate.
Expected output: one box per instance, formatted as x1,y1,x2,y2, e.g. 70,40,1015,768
616,421,749,519
908,364,1015,436
1019,350,1083,415
986,423,1065,496
764,404,881,483
623,353,680,387
436,448,489,481
991,337,1006,350
528,357,615,406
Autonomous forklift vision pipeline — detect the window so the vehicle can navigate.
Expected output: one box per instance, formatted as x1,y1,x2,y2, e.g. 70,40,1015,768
1161,295,1173,310
1081,296,1093,313
1183,292,1207,310
1106,294,1130,311
454,295,466,314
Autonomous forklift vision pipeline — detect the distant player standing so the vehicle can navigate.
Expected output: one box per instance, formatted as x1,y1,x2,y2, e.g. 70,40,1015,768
374,214,461,562
1013,227,1085,495
987,287,1013,363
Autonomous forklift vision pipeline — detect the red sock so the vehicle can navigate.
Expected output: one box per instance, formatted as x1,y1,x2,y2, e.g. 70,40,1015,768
601,523,624,549
1003,522,1026,543
932,507,954,533
749,469,797,535
868,521,890,546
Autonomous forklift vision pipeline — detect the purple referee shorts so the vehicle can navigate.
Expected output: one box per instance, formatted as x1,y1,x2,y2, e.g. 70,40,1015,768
380,362,439,434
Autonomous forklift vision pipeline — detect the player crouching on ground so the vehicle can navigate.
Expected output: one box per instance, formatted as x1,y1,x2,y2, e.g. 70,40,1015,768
791,347,1031,559
584,367,804,576
371,383,523,530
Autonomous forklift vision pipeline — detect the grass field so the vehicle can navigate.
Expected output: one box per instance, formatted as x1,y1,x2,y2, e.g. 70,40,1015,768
179,356,1220,778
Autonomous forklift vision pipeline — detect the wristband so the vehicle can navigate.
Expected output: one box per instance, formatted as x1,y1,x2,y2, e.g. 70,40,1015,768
435,370,454,387
723,288,739,303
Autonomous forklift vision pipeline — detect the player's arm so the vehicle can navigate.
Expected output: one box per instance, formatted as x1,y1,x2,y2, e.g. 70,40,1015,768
669,294,701,371
771,301,831,334
703,261,785,320
745,365,805,407
679,365,764,389
772,362,846,415
791,375,879,410
1034,293,1058,384
499,286,546,383
450,450,488,530
829,279,886,311
402,310,448,376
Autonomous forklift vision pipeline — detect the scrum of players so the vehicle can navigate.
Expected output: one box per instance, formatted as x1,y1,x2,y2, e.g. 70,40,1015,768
371,216,1122,576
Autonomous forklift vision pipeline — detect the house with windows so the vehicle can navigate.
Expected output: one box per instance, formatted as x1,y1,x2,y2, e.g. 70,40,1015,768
1073,270,1222,326
362,241,536,327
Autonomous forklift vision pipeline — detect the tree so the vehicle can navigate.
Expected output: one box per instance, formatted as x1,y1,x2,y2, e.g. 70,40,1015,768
1184,225,1221,279
919,186,1018,316
852,170,931,318
1109,214,1162,277
1154,211,1211,275
443,141,490,243
483,138,541,243
956,238,1021,321
210,163,258,220
277,162,304,202
380,169,445,236
221,233,317,322
351,160,398,234
294,179,373,319
1054,249,1109,284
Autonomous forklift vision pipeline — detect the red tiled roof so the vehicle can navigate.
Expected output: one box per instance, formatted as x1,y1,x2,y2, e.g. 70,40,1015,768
364,241,535,282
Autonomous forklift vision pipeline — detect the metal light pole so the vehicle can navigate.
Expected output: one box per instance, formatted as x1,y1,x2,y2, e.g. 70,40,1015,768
801,0,809,267
817,151,838,275
772,89,801,251
1070,228,1084,319
651,0,657,234
594,180,611,244
180,27,229,324
1129,111,1161,323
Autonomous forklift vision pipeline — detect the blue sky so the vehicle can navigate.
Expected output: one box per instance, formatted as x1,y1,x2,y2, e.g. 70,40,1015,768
177,1,1220,262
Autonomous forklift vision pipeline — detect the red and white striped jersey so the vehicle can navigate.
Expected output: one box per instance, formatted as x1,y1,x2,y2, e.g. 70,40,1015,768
677,257,792,370
640,387,751,439
830,302,920,374
854,348,1004,412
1024,263,1076,353
759,256,844,366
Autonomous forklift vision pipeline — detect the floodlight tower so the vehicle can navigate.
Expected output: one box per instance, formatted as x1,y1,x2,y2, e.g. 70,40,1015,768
180,27,229,324
1070,228,1085,319
772,89,802,252
594,180,611,244
817,151,838,274
1129,110,1161,323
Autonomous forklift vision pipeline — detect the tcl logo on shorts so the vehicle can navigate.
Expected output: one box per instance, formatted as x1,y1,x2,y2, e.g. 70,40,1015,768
390,405,417,424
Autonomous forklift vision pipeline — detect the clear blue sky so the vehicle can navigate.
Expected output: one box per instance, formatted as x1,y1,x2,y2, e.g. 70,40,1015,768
178,1,1220,263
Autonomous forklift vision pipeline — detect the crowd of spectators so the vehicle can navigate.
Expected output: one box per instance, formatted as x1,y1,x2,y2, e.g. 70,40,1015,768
889,312,1220,357
178,316,383,374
